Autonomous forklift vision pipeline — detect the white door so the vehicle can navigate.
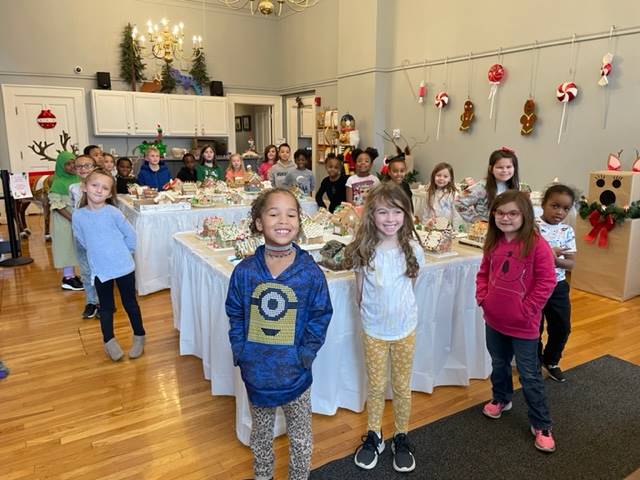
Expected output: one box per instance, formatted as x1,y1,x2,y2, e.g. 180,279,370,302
300,106,314,138
92,90,132,136
132,93,168,136
166,95,198,137
2,85,89,173
199,97,229,136
254,106,272,153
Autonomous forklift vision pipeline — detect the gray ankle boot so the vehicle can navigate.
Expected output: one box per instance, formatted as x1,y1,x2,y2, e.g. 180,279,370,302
104,338,124,361
128,335,145,359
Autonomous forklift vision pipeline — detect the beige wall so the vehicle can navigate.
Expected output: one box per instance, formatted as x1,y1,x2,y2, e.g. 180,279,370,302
290,0,640,193
381,0,640,192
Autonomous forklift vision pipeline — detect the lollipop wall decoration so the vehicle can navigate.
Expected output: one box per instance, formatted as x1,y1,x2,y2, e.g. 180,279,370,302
434,91,449,140
556,81,578,144
487,63,505,121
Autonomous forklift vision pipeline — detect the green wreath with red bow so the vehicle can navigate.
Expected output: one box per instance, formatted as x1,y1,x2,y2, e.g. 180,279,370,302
578,198,640,247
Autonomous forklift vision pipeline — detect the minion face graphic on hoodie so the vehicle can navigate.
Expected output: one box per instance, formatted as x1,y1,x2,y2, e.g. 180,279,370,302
226,244,333,408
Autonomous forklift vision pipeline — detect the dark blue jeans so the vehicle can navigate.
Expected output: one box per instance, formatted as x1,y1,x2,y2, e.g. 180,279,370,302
485,324,552,429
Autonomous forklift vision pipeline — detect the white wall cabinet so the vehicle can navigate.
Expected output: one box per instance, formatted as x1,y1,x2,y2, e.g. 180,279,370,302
166,95,199,137
131,93,167,135
92,90,229,138
199,97,229,136
91,90,133,136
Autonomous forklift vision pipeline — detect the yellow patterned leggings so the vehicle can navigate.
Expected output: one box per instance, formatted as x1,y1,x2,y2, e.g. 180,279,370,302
363,330,416,434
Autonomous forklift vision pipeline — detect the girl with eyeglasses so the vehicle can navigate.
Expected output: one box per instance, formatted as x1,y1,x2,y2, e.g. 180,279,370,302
475,190,558,453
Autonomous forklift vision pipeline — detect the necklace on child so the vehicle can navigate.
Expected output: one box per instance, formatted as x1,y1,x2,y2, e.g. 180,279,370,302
265,243,294,258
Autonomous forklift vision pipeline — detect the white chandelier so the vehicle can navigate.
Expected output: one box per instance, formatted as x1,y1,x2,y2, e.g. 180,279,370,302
220,0,319,16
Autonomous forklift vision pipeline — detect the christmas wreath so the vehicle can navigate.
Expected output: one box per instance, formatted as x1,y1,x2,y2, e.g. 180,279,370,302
577,197,640,247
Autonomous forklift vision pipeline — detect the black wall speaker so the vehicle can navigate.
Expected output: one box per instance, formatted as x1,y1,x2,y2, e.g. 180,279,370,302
210,80,223,96
96,72,111,90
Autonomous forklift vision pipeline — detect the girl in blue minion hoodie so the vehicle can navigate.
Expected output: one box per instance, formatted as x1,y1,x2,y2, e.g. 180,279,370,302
226,188,333,480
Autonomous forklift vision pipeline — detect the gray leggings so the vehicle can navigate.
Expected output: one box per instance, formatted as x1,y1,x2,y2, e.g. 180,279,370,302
249,388,312,480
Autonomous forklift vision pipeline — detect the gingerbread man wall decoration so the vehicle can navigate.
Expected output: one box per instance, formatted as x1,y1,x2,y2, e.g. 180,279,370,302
520,99,537,135
459,100,475,132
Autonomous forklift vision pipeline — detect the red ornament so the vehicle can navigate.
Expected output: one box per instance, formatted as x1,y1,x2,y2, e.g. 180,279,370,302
37,109,57,129
487,64,505,84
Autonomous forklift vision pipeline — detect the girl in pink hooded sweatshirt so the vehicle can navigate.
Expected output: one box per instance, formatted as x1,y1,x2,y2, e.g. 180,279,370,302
475,191,557,454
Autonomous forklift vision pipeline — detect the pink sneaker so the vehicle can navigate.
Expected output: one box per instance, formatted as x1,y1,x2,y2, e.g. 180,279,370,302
531,426,556,453
482,400,512,419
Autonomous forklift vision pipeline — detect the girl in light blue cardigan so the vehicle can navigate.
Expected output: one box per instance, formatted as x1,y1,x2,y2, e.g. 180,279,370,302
72,169,146,362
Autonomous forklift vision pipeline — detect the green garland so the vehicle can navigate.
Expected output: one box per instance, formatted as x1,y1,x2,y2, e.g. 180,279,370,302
578,197,640,225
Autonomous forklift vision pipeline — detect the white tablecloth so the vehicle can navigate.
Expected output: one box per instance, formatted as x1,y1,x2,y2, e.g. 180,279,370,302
118,196,317,295
170,232,491,445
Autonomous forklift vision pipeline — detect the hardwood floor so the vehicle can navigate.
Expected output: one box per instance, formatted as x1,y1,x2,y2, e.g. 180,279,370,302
1,219,639,479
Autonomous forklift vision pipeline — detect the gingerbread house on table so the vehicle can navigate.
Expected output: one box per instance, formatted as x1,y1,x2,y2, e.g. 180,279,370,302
572,170,640,301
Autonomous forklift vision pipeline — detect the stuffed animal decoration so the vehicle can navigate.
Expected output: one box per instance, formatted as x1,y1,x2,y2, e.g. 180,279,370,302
459,100,475,132
169,67,203,95
607,150,623,171
140,77,162,93
520,99,537,136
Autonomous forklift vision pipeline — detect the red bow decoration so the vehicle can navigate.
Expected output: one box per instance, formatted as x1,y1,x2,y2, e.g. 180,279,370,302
585,210,615,248
500,146,515,154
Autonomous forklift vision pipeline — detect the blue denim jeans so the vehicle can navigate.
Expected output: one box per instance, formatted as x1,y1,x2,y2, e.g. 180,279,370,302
485,324,552,429
73,238,98,305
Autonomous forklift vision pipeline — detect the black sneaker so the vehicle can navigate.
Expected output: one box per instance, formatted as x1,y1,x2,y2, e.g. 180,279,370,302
354,430,384,470
61,277,84,291
543,364,566,383
392,433,416,472
82,304,98,319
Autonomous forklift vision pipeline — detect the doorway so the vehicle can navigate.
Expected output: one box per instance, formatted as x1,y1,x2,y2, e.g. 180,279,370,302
234,104,272,156
227,94,283,165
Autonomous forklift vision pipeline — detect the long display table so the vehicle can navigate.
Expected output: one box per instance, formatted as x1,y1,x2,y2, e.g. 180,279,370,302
117,195,317,295
170,231,491,445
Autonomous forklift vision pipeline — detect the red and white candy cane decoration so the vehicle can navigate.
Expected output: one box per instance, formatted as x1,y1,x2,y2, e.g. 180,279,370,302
598,53,614,87
434,91,449,140
487,63,505,120
556,82,578,144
